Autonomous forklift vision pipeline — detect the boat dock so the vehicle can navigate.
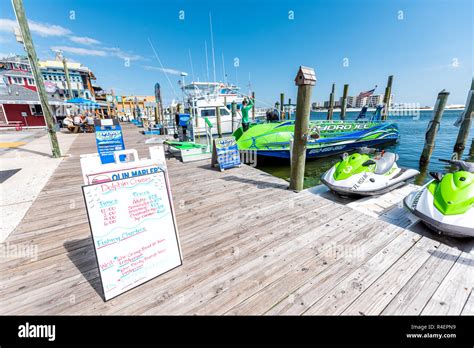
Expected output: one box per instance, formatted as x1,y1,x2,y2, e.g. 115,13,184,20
0,123,472,315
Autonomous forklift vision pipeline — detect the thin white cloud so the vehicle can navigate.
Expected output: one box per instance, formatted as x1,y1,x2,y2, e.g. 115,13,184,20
143,65,184,75
51,45,107,57
104,47,142,61
0,18,142,62
70,36,101,45
0,18,71,37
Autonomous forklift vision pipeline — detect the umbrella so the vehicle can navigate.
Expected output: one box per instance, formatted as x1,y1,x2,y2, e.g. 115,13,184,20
66,97,100,108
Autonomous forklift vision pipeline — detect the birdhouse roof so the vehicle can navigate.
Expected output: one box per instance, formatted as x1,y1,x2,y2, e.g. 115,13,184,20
294,66,316,86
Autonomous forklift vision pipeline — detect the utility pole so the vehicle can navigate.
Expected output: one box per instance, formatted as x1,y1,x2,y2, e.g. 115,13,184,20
290,66,316,192
327,83,335,120
382,75,393,120
61,54,73,99
340,84,349,120
12,0,61,158
452,79,474,159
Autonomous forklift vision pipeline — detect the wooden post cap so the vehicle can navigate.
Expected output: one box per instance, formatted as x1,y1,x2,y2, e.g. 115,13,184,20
294,66,316,86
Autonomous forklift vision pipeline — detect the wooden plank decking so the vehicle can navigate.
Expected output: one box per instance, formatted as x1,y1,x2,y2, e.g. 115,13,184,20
0,124,472,315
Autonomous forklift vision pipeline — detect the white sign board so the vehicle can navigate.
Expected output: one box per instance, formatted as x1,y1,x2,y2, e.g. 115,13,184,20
83,171,182,301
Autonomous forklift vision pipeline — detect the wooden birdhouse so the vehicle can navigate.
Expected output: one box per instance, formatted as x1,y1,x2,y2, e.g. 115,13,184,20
294,66,316,86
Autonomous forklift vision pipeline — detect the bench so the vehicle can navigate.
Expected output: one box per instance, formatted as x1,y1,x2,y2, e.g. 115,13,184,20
0,121,23,131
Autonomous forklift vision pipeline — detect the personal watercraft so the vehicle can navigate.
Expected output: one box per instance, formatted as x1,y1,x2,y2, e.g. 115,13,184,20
404,159,474,238
320,147,419,196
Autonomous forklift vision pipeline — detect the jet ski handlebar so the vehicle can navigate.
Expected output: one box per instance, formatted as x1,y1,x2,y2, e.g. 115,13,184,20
439,159,474,173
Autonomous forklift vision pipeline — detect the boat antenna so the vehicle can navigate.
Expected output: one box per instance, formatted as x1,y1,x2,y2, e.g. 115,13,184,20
247,72,251,95
221,52,227,85
147,37,178,99
204,41,210,81
209,12,217,82
188,48,195,82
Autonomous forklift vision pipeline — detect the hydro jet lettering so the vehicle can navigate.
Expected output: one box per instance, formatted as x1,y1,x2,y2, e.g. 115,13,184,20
319,124,370,131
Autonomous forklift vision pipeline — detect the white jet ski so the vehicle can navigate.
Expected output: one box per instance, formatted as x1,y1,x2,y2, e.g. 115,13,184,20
321,147,419,196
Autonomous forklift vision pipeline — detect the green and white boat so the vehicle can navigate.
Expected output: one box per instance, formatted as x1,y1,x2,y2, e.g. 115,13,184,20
233,119,400,159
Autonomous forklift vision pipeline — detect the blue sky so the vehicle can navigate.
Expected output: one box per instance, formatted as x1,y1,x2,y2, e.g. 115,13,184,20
0,0,472,106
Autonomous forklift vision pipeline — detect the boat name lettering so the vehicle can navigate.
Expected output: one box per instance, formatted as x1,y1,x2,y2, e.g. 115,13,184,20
319,124,370,131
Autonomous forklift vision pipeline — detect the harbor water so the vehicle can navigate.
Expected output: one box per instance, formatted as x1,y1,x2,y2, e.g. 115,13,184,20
256,110,474,189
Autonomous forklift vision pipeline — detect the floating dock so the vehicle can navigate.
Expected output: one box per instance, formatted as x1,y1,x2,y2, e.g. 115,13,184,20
0,123,472,315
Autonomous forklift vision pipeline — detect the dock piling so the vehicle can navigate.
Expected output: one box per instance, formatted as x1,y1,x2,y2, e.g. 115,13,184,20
327,83,335,120
290,66,316,192
452,79,474,159
215,106,222,138
419,89,449,167
231,101,236,133
382,75,393,120
340,84,349,120
280,93,285,120
251,91,255,121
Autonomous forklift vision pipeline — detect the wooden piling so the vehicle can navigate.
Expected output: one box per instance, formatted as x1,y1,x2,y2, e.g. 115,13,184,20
290,66,316,192
251,91,255,121
340,84,349,120
469,138,474,157
419,89,449,167
12,0,61,158
215,106,222,138
280,93,285,120
452,79,474,159
288,98,292,119
231,101,236,133
327,83,335,120
61,55,73,99
382,75,393,120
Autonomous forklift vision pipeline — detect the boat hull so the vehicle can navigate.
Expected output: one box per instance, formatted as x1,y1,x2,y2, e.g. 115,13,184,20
235,120,400,159
254,137,399,159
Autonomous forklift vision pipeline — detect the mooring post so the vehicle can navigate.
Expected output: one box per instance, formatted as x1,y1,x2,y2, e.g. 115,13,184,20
452,79,474,159
280,93,285,120
251,91,255,121
382,75,393,120
288,98,292,119
231,100,236,133
290,66,316,192
340,84,349,120
419,89,449,167
327,83,335,120
469,138,474,157
215,106,222,138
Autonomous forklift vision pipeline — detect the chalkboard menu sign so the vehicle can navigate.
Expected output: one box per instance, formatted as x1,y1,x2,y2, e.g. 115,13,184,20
211,137,241,171
83,171,182,301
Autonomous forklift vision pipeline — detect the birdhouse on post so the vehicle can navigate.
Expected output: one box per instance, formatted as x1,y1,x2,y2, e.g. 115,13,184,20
294,66,316,86
290,65,316,192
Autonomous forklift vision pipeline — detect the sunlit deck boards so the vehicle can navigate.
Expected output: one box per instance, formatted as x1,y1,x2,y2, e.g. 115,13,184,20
0,124,472,315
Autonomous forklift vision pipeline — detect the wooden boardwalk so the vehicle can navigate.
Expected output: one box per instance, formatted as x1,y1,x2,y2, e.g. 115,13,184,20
0,124,472,315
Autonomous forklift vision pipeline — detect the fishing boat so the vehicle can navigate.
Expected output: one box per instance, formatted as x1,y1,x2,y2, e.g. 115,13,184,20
181,81,266,135
234,113,400,159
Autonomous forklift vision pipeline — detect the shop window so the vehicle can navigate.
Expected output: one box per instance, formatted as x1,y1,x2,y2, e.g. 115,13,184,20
30,105,43,116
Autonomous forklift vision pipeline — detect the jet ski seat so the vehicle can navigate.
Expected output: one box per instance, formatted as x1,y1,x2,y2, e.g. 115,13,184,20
459,161,474,173
374,152,398,175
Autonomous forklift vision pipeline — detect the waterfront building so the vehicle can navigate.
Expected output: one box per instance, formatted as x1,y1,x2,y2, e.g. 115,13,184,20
0,54,98,100
0,81,64,127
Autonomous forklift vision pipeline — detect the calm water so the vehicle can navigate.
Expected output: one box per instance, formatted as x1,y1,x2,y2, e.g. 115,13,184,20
256,110,474,189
